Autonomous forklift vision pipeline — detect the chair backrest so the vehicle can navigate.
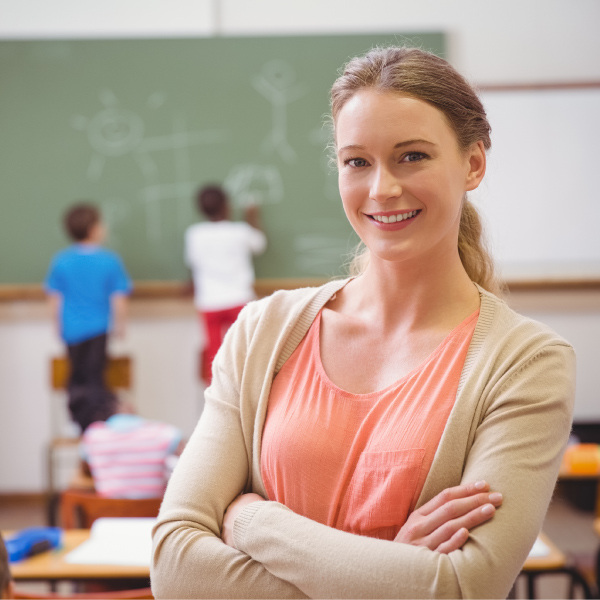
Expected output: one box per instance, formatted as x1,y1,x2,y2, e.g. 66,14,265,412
60,489,162,529
13,586,154,599
51,356,132,390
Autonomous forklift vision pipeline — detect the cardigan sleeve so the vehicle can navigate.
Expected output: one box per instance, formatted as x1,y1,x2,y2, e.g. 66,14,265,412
150,304,307,599
231,342,576,599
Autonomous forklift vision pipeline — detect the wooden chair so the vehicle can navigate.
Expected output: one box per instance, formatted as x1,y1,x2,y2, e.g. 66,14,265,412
50,356,133,391
59,489,162,529
47,356,133,525
13,586,153,599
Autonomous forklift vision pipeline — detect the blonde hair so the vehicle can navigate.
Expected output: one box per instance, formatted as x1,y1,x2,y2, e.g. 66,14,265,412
331,46,502,294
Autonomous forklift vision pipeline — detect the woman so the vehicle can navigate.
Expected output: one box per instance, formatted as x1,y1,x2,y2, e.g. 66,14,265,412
151,47,574,599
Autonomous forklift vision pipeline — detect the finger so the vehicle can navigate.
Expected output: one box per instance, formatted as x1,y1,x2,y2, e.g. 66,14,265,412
421,490,502,535
452,498,501,532
418,481,490,516
435,527,469,554
427,500,500,550
397,491,497,544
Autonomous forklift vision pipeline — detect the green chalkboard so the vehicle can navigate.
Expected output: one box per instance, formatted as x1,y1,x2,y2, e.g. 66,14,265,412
0,33,445,284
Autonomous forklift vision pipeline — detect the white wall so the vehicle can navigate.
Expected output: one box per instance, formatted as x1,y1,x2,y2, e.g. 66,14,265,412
1,0,599,492
0,302,203,492
1,0,599,84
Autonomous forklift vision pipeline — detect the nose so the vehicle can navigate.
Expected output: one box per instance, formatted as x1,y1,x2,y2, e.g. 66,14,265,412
369,164,402,203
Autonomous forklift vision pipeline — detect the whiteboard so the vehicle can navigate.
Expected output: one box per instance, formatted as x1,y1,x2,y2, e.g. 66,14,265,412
470,87,600,282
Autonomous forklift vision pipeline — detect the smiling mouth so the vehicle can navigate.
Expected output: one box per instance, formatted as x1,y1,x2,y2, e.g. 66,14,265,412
368,210,421,224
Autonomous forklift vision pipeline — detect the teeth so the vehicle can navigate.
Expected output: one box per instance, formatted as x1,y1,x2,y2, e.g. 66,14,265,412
372,210,417,223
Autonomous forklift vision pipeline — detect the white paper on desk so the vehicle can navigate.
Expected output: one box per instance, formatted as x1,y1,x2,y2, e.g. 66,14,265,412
527,536,551,558
64,517,156,566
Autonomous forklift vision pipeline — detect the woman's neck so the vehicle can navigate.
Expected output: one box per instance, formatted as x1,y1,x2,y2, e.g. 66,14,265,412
345,252,479,331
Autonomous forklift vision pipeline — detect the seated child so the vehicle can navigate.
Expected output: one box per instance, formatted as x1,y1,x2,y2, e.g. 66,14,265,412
68,384,118,433
80,402,184,499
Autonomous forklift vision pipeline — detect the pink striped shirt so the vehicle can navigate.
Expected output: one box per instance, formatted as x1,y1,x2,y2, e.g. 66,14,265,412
82,415,182,499
261,309,478,540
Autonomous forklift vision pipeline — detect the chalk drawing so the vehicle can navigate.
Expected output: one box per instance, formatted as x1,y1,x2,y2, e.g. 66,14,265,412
99,197,129,250
73,91,229,243
225,164,284,208
71,105,145,179
253,60,307,164
147,92,167,110
71,89,145,180
136,115,229,241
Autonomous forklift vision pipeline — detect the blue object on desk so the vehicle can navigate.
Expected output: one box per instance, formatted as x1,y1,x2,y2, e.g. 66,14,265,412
6,527,62,562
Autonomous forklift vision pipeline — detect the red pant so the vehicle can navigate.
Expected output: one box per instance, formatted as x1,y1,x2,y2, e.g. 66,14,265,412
200,305,244,384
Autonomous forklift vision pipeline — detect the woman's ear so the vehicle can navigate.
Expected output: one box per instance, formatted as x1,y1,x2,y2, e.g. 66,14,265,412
465,140,486,192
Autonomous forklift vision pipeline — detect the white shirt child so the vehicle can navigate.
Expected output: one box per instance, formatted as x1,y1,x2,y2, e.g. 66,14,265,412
184,220,267,312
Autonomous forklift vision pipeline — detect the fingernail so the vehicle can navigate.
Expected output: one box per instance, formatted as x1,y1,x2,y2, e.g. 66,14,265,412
481,503,495,515
489,492,503,503
474,480,487,490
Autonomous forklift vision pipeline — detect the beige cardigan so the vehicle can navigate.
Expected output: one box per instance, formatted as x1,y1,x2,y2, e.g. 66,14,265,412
151,280,575,599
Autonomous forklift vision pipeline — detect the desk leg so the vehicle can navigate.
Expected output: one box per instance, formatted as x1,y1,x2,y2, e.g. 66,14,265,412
46,444,56,526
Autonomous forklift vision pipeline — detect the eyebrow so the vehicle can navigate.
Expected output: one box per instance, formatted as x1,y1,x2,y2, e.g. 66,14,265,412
337,139,435,153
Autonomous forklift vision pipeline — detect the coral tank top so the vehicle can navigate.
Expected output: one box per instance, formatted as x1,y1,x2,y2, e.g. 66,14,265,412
261,308,478,540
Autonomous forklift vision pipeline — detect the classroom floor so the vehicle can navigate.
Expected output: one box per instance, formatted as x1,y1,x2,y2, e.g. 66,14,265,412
1,487,598,599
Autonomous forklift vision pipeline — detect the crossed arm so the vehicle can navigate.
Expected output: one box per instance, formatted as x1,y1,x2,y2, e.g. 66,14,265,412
222,482,503,553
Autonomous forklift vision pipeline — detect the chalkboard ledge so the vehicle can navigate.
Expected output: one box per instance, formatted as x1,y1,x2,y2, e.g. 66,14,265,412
0,279,332,303
1,278,600,303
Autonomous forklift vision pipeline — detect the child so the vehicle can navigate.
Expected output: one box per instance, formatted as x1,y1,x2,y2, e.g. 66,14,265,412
45,202,132,431
80,400,184,499
185,185,267,384
67,383,118,434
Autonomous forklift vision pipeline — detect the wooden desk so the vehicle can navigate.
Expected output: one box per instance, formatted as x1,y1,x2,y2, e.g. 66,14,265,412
517,533,593,599
9,530,149,582
522,532,567,571
559,450,600,516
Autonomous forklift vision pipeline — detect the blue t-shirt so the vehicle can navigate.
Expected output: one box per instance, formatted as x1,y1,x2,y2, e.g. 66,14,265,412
45,244,132,344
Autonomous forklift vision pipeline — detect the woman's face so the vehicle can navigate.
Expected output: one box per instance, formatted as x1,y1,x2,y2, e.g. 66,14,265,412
335,89,485,268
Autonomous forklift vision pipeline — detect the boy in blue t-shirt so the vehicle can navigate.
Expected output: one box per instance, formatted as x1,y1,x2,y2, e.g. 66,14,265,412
45,202,132,431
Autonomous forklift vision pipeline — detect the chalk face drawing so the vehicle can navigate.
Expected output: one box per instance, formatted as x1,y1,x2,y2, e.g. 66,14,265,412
72,90,228,243
88,107,144,157
71,90,145,181
253,60,307,164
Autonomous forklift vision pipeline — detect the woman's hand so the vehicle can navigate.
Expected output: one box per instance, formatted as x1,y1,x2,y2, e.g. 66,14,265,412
394,480,503,553
222,493,266,547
